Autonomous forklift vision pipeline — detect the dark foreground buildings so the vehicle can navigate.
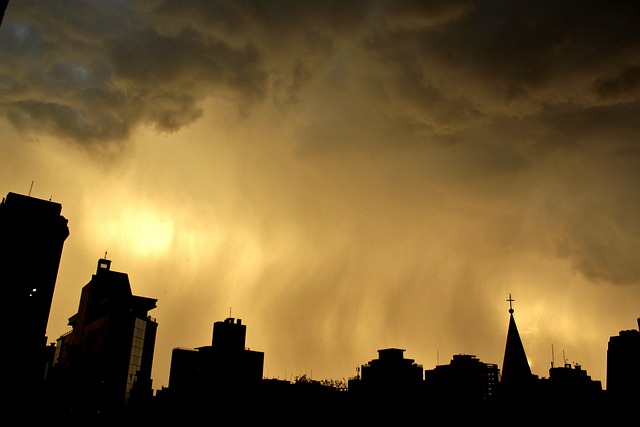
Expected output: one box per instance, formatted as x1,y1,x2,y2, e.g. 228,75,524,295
424,353,500,404
0,192,69,403
166,316,264,409
45,257,158,420
3,189,638,425
153,306,635,426
158,316,348,423
606,317,640,403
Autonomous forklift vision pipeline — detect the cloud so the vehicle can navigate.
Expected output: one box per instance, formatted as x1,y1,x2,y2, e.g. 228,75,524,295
593,65,640,100
3,0,638,285
3,1,640,147
0,0,267,145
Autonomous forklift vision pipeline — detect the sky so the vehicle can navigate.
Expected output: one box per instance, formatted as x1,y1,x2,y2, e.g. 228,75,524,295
1,0,639,391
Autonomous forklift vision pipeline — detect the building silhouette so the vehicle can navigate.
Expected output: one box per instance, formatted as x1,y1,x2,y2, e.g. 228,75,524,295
500,294,538,391
355,348,424,389
161,316,265,421
47,257,157,418
544,359,603,401
1,1,8,27
424,354,499,404
168,316,264,395
606,317,640,402
0,191,69,401
497,295,610,425
347,348,425,421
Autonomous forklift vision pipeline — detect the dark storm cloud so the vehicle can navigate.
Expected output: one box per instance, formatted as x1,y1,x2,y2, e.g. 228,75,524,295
422,1,640,86
437,100,640,286
593,65,640,100
355,0,640,133
540,103,640,286
0,0,268,145
3,0,640,145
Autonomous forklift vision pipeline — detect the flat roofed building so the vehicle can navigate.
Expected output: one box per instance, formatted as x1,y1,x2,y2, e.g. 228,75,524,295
0,192,69,398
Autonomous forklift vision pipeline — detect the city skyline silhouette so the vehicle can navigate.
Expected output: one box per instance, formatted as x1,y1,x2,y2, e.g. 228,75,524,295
3,176,636,392
2,189,639,426
2,188,638,391
2,3,640,421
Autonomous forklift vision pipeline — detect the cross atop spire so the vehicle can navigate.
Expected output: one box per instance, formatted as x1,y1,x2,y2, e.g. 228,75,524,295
507,293,515,314
501,293,534,387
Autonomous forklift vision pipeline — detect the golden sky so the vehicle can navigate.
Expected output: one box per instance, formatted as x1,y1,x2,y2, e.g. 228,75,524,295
1,1,639,390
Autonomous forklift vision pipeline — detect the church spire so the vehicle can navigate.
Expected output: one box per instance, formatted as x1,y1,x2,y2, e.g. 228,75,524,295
501,294,534,387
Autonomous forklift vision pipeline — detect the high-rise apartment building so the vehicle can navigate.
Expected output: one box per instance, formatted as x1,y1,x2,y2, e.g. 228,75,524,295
50,257,158,416
606,318,640,402
168,316,264,399
424,354,500,403
0,191,69,396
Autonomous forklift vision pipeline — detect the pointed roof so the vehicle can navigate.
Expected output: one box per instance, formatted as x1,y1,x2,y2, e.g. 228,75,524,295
501,294,534,387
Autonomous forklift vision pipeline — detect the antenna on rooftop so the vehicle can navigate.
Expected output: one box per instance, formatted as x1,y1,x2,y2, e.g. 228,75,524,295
28,180,34,196
551,344,555,368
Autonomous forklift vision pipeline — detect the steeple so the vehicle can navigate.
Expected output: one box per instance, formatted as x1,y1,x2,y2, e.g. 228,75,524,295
501,294,534,387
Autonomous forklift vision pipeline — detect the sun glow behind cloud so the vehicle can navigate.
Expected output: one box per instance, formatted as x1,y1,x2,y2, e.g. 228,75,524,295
123,208,175,257
94,203,175,258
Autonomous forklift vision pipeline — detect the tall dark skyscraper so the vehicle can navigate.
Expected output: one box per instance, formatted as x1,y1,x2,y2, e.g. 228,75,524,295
0,1,9,27
606,318,640,402
51,258,158,415
0,191,69,395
